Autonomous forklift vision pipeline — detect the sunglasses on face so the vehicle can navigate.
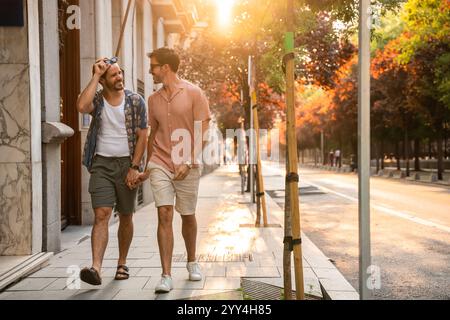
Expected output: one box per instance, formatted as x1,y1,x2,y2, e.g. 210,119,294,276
150,63,164,71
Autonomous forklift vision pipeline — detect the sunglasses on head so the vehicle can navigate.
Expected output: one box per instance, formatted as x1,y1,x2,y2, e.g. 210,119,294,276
104,57,119,65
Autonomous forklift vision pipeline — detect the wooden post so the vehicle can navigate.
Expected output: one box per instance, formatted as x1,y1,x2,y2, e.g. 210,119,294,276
251,91,269,227
283,134,293,300
115,0,134,57
285,0,305,300
248,56,268,227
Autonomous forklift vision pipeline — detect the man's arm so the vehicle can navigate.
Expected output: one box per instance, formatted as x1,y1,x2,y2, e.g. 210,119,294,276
135,125,157,184
145,125,158,170
126,126,149,189
192,119,210,166
131,127,149,168
77,59,110,114
174,87,211,181
193,88,211,166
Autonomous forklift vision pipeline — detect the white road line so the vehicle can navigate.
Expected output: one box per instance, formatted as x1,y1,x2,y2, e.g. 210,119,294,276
304,180,450,234
263,163,450,234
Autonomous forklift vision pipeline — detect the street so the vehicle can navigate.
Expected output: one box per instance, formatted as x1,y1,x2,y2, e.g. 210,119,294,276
262,162,450,299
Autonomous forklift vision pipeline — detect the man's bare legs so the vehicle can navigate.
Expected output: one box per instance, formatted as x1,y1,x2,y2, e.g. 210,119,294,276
116,213,134,278
91,207,113,274
181,215,198,263
91,208,134,276
157,206,174,276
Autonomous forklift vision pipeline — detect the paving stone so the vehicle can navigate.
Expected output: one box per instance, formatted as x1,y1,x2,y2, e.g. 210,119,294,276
203,277,241,290
155,289,200,300
66,276,151,291
112,289,158,300
28,267,73,278
187,290,243,300
226,266,280,278
325,290,359,300
0,290,77,300
6,278,58,291
134,268,165,277
69,289,121,300
319,277,356,293
44,278,73,291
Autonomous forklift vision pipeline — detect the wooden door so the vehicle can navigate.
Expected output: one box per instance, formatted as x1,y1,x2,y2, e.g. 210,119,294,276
59,0,81,227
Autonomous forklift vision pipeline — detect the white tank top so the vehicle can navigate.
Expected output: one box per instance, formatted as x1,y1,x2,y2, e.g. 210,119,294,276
96,97,130,157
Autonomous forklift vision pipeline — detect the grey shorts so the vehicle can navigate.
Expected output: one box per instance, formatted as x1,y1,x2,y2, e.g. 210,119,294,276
88,155,138,214
148,162,201,215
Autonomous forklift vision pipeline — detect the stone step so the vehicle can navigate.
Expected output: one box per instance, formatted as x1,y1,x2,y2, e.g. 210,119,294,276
0,252,53,291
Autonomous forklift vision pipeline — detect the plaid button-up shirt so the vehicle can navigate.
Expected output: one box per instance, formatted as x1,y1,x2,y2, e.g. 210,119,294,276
82,89,148,172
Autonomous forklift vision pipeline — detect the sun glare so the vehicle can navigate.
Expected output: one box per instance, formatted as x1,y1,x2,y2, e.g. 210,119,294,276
215,0,235,28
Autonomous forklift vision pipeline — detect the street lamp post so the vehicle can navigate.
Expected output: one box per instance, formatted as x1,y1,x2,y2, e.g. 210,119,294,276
358,0,372,300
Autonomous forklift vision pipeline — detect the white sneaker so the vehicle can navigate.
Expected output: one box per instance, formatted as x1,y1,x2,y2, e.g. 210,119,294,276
187,262,203,281
155,275,173,293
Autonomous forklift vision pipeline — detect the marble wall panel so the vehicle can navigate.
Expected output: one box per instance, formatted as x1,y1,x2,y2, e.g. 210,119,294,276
0,64,31,163
0,163,32,255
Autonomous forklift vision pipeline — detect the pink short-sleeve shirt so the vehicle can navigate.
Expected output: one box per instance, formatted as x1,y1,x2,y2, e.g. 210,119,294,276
148,79,211,173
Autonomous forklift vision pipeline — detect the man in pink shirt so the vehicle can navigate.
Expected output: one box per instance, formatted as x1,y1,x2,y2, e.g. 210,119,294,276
138,48,211,293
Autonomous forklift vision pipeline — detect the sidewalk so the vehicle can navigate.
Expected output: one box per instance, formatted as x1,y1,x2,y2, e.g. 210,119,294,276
0,165,357,300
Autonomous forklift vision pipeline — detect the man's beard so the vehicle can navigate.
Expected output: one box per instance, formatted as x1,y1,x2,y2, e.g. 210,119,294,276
114,81,124,90
152,75,162,84
106,80,124,91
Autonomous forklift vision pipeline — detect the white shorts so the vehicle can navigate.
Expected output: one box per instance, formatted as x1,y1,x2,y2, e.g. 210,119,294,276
148,162,201,215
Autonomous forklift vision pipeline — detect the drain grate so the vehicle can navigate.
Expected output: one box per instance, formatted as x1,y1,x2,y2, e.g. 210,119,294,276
172,252,253,263
241,278,321,300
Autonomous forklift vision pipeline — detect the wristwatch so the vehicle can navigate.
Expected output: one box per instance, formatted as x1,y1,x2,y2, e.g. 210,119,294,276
130,163,140,171
184,161,193,169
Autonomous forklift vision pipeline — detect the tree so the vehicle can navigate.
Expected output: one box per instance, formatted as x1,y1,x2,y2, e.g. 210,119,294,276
371,37,427,176
397,0,450,179
295,11,356,90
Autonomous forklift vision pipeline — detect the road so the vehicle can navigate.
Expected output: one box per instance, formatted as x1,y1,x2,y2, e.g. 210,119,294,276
261,162,450,300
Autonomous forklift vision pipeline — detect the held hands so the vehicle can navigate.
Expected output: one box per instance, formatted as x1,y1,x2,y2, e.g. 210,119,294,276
126,170,151,190
125,168,141,190
126,164,192,189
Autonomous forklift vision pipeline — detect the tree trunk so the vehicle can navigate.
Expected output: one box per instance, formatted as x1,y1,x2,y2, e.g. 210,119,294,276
437,129,444,180
375,141,380,173
445,132,448,159
352,136,358,163
381,139,385,170
396,141,401,170
314,148,317,166
414,138,421,172
428,138,432,159
405,129,410,177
